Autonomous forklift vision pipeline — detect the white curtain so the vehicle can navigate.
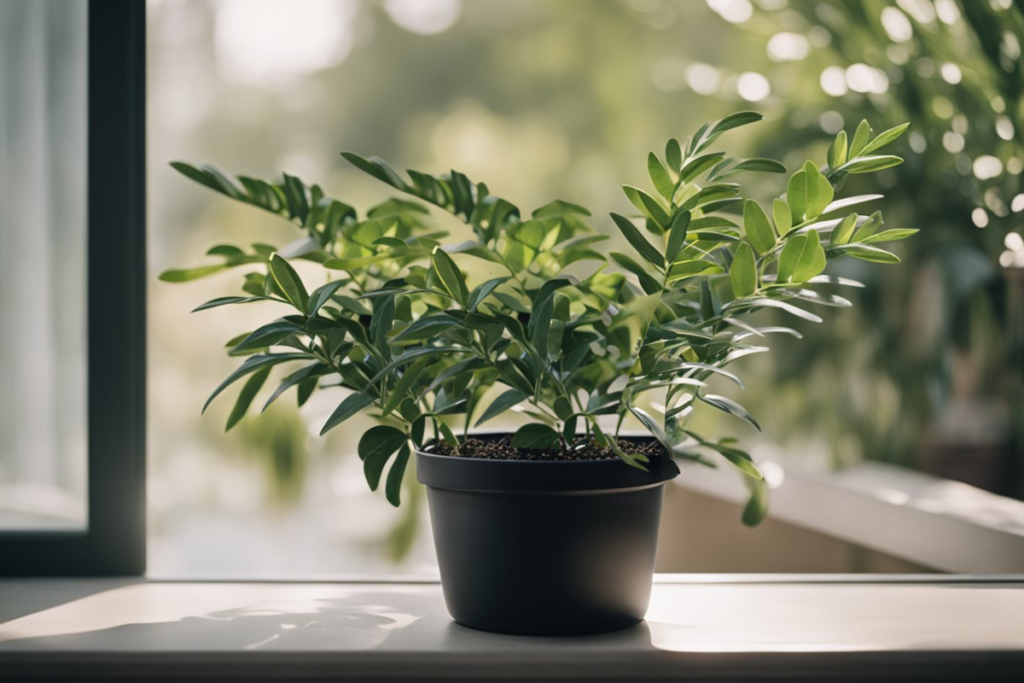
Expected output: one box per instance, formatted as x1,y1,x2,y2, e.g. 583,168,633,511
0,0,87,528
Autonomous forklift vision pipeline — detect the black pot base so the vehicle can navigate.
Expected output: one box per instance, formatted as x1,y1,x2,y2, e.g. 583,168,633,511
418,436,679,637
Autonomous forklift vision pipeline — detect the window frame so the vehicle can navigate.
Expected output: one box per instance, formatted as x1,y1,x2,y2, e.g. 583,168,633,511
0,0,146,576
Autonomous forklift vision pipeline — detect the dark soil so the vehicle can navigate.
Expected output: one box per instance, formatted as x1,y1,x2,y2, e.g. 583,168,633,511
426,435,666,461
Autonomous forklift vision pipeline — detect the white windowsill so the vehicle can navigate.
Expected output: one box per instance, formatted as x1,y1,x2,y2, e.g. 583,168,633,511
1,577,1022,680
674,459,1024,573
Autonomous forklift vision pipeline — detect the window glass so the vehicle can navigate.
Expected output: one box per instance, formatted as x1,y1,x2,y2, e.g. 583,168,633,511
0,0,88,531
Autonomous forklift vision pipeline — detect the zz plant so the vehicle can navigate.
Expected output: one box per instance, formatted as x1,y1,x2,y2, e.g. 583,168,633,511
162,112,913,524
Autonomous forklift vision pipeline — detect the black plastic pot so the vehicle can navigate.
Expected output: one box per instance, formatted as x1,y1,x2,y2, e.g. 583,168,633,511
417,435,680,636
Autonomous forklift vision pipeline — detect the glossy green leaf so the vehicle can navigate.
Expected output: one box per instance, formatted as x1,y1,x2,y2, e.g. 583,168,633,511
382,356,430,417
432,248,469,306
320,392,374,435
385,444,411,506
772,198,793,235
861,228,919,244
743,200,775,255
836,155,904,175
665,138,682,172
269,254,309,311
730,242,757,298
665,211,690,263
475,388,528,426
611,213,665,269
777,231,826,284
699,393,761,432
827,130,848,169
203,353,308,414
360,425,407,490
848,120,872,158
225,366,270,432
647,152,675,200
829,213,859,246
860,123,910,156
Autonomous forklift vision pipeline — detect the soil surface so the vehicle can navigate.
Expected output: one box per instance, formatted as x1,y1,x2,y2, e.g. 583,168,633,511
426,435,666,461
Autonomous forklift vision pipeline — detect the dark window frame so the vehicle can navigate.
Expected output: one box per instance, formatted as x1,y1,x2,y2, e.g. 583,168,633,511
0,0,146,576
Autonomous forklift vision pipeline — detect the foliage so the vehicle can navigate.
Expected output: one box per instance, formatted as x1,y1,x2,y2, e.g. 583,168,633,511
161,112,911,525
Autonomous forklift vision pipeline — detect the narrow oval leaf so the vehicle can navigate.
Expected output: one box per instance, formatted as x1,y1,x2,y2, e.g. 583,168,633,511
431,248,469,305
647,152,675,200
269,254,309,311
743,199,775,255
849,120,872,158
698,393,762,432
772,198,793,235
475,388,529,427
861,228,918,244
225,366,271,432
665,211,690,263
320,392,374,435
384,444,411,506
611,213,665,269
830,213,859,246
860,123,910,156
730,242,757,298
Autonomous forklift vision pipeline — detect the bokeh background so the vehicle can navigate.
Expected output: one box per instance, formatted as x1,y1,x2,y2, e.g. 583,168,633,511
145,0,1024,575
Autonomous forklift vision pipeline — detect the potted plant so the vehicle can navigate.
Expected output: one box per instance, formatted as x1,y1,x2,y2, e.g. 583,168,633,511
161,112,912,635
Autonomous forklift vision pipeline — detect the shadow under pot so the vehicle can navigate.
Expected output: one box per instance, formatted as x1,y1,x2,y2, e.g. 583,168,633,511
417,435,680,636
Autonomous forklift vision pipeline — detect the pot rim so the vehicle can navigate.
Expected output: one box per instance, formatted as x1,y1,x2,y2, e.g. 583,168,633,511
415,432,680,493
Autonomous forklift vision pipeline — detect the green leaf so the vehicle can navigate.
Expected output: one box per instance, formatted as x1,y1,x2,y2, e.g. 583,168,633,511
158,264,230,282
262,362,329,412
772,198,793,235
610,252,662,294
699,393,761,432
225,366,270,432
665,211,690,263
306,280,348,317
852,211,883,242
730,243,757,298
231,320,302,353
803,162,834,218
385,444,411,506
862,228,918,244
340,152,411,192
833,243,901,264
701,440,763,480
531,199,591,219
665,138,683,172
320,392,374,435
786,170,807,223
648,152,675,200
382,356,430,417
390,315,460,344
714,158,787,180
742,200,775,255
611,213,665,269
679,152,726,183
835,155,903,175
203,353,308,414
827,130,848,169
360,425,407,490
829,213,859,246
741,477,769,526
530,293,554,359
269,255,309,311
848,120,872,158
860,123,910,156
511,423,560,449
432,248,469,306
777,231,826,284
437,420,459,446
192,296,273,312
467,277,510,312
475,388,528,426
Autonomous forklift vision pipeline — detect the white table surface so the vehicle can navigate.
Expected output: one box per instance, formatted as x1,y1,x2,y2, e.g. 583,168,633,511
1,576,1022,680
